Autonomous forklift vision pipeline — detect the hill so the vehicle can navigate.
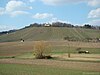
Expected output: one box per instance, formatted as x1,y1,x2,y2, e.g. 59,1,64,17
0,27,100,42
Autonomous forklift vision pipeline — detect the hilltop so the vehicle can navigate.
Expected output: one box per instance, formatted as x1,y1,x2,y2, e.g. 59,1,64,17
0,26,100,42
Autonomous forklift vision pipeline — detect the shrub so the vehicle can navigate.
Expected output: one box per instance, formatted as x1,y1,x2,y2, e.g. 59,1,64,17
34,41,51,59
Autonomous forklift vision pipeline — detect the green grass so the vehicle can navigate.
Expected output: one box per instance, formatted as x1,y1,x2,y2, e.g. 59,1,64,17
66,59,100,63
0,45,99,58
0,64,99,75
0,56,15,59
13,45,100,58
50,46,100,54
81,48,100,54
16,52,35,59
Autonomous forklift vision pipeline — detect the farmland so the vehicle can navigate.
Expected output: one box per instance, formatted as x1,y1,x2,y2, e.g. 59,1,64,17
0,27,100,75
0,41,100,56
0,59,100,75
0,41,100,75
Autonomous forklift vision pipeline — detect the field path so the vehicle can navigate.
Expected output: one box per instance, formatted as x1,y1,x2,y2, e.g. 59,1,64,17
0,59,100,72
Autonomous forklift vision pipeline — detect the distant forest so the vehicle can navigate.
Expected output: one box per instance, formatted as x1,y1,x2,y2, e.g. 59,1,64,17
26,22,100,29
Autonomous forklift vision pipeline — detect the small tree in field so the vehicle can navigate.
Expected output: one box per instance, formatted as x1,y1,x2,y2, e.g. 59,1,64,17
34,41,51,59
67,41,71,58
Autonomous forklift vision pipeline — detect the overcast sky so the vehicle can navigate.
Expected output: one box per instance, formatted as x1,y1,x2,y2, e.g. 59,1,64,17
0,0,100,31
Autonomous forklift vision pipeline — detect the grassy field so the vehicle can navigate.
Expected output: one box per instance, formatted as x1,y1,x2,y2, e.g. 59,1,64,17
0,27,100,42
0,41,100,59
0,23,100,75
0,58,100,75
0,41,100,56
0,63,100,75
0,41,100,75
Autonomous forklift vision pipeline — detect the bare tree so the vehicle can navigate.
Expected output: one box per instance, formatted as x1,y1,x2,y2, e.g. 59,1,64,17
67,41,71,58
34,41,51,59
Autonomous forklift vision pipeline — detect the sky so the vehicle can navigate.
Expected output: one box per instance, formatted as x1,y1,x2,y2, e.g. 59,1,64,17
0,0,100,31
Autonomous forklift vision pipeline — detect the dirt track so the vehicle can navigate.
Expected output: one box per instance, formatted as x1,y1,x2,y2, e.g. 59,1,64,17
0,59,100,72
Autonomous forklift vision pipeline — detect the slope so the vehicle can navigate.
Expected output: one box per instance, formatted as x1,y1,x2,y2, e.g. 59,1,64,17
0,27,100,42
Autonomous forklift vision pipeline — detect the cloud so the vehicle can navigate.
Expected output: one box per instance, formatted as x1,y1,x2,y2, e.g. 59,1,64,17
33,13,53,19
29,6,33,9
51,18,68,23
41,0,84,6
10,11,30,17
0,7,5,15
6,0,32,11
88,8,100,18
89,19,100,26
6,0,26,12
41,0,100,7
88,0,100,7
0,0,32,17
29,0,35,3
0,25,17,32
